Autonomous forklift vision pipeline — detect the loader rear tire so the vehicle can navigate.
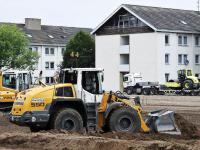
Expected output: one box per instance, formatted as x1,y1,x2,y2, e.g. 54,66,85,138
52,108,83,131
108,107,141,133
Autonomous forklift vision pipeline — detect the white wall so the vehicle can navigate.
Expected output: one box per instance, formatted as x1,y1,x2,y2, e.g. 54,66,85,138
95,32,200,91
95,35,120,91
129,32,158,82
156,33,199,83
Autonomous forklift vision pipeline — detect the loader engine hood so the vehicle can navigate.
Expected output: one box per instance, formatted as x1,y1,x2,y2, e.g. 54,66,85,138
11,85,55,116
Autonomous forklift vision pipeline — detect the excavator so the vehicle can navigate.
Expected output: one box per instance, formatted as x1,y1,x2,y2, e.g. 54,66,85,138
9,68,180,134
0,70,32,110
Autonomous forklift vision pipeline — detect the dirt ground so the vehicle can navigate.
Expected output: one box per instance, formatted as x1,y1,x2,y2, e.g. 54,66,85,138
0,95,200,150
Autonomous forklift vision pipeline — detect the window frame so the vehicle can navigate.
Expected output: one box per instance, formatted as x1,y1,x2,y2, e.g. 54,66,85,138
55,86,75,98
195,36,199,46
165,34,170,45
178,35,188,46
195,54,199,64
165,53,170,65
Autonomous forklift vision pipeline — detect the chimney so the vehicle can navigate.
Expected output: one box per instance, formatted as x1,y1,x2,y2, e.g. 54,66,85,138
25,18,41,30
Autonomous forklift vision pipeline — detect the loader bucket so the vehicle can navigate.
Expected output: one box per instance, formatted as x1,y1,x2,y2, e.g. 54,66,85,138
145,109,181,135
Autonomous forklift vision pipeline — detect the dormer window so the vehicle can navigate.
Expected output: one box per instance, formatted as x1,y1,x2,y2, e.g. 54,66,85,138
180,20,187,25
27,34,32,38
48,35,54,38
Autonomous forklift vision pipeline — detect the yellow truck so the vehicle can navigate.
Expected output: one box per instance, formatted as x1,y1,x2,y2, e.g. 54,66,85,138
10,68,180,134
0,70,32,110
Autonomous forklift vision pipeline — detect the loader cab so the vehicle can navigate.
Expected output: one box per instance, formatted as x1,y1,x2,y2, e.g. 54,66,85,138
60,68,104,103
178,69,199,84
2,70,32,92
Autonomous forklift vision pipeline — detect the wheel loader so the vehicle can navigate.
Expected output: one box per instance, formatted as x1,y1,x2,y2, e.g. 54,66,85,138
9,68,180,134
165,69,199,90
0,70,32,110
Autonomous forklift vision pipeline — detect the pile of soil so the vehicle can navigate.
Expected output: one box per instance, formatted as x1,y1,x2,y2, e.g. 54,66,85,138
174,113,200,139
0,112,200,150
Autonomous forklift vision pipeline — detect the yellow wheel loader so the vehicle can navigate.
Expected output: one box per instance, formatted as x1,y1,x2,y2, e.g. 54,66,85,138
10,68,180,134
165,69,199,90
0,70,32,111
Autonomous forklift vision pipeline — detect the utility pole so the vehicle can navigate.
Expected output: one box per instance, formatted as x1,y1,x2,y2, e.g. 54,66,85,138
198,0,200,13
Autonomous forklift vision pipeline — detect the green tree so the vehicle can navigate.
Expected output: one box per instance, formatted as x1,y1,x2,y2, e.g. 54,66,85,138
62,31,95,68
0,24,39,70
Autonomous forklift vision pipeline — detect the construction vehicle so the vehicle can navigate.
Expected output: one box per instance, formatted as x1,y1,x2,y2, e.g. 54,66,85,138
165,69,199,90
0,70,32,110
124,69,200,96
123,73,159,95
10,68,180,134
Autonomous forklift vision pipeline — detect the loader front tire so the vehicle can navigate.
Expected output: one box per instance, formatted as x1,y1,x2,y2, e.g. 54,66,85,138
108,107,141,133
52,108,83,131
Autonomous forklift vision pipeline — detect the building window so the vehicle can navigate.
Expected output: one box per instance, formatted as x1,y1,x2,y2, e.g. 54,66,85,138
45,62,49,69
120,54,129,64
178,36,182,45
45,62,54,69
50,62,54,69
45,48,49,54
29,47,38,53
183,54,188,64
50,48,54,55
165,73,170,82
62,48,65,55
165,54,169,64
45,47,54,55
178,35,188,46
120,36,129,45
178,54,188,65
165,35,169,45
195,55,199,64
183,36,187,45
178,54,182,64
195,36,199,46
45,77,54,84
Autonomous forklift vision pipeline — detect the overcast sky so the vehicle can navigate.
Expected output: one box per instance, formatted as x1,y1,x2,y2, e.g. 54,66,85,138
0,0,199,28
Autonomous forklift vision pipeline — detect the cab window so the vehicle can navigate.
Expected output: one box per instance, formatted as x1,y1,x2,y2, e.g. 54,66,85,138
3,74,16,89
82,71,102,94
55,87,74,97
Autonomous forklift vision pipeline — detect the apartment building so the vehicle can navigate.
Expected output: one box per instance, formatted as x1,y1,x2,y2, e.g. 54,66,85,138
5,18,92,83
92,4,200,91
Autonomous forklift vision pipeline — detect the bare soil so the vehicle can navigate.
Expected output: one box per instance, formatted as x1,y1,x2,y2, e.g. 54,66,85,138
0,95,200,150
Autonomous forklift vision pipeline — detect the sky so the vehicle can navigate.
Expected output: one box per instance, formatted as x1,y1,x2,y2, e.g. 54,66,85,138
0,0,199,28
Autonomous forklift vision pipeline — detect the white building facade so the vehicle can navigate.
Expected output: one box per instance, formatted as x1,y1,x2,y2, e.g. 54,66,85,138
92,4,200,91
14,18,91,83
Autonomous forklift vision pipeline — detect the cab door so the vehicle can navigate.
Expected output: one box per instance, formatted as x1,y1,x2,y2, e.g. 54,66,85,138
79,71,103,103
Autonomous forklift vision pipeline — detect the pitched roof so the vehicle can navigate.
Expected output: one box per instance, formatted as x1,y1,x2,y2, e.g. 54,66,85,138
0,23,92,45
92,4,200,34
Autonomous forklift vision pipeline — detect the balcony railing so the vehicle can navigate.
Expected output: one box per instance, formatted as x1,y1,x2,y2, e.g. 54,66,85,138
119,45,129,54
96,26,153,35
119,64,129,72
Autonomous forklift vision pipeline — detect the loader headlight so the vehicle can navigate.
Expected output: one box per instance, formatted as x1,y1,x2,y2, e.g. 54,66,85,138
31,116,37,122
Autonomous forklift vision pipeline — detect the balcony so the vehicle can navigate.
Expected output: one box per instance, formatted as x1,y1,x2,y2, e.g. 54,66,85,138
96,26,154,35
119,64,129,72
119,45,129,54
